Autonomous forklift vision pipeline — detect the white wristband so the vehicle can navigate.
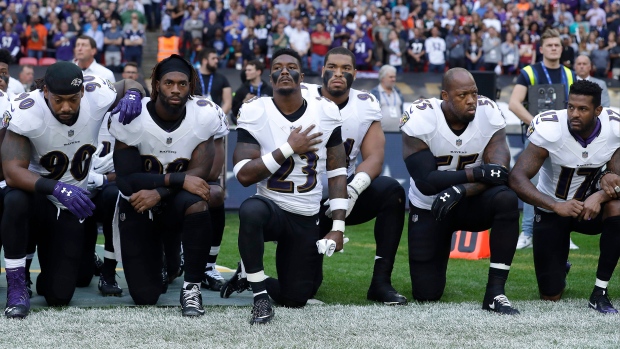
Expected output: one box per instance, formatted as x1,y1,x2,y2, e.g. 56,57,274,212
261,152,281,173
233,159,251,179
329,198,348,211
332,219,345,233
327,167,347,178
279,142,294,158
349,172,372,195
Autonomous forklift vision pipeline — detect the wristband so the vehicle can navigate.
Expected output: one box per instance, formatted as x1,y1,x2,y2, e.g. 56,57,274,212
233,159,251,178
102,174,108,186
169,173,186,188
279,142,294,158
155,187,172,199
327,168,347,178
332,219,345,233
329,198,348,211
261,152,281,173
349,172,371,195
35,178,58,195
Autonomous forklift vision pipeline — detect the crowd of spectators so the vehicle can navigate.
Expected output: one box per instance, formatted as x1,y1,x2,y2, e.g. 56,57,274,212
0,0,618,79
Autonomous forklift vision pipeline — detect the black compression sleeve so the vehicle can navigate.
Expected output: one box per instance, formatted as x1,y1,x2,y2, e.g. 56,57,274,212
236,128,259,144
405,149,470,195
34,178,57,195
326,126,342,148
114,146,166,196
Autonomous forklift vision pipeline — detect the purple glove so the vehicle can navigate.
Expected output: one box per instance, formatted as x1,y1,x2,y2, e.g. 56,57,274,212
52,182,96,220
111,90,142,125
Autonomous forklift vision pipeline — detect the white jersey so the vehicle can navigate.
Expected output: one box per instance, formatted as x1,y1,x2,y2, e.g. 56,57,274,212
6,75,116,208
97,112,116,156
401,96,506,210
0,90,13,189
109,96,221,176
528,108,620,205
301,83,381,177
212,102,230,140
237,96,342,216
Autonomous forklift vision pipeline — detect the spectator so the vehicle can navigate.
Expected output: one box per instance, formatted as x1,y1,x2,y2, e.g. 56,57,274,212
0,22,22,60
271,22,289,53
310,22,332,74
386,29,406,73
103,19,123,68
183,8,204,43
288,20,311,70
0,49,25,96
68,11,83,35
446,26,467,69
610,34,620,80
500,32,519,75
407,27,426,72
585,1,605,28
369,65,404,133
373,14,392,44
25,15,47,60
590,38,610,78
122,61,151,97
254,14,271,57
608,2,620,35
350,27,373,71
194,48,232,115
121,0,147,28
561,35,576,69
203,11,223,47
212,28,229,68
143,0,155,31
231,60,273,121
241,27,260,65
53,21,76,62
124,15,146,67
574,55,611,107
517,33,535,70
482,26,502,72
84,14,105,61
585,31,599,53
74,35,116,82
18,64,34,92
425,27,446,73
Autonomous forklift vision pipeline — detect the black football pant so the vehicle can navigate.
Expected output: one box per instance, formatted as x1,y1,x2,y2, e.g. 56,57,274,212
408,185,519,301
118,190,211,305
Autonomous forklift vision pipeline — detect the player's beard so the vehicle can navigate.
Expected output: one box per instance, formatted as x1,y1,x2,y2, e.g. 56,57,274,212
47,99,80,126
160,92,190,114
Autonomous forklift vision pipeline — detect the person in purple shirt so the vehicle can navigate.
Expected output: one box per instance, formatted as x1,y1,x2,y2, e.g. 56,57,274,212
53,21,75,61
331,22,354,49
0,22,21,60
349,27,373,70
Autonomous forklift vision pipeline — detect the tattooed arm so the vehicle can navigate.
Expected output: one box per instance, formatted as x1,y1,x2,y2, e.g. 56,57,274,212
1,130,40,192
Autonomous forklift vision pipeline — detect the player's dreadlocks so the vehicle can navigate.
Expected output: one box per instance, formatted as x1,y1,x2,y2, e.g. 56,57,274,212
150,54,198,102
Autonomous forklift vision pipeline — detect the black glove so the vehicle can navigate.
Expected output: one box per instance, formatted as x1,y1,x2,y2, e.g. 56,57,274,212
472,163,508,185
431,185,465,221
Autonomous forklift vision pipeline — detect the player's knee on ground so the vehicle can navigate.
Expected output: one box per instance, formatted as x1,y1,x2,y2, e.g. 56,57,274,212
490,188,519,219
537,272,566,300
410,266,446,302
129,286,161,305
266,278,309,308
208,184,224,208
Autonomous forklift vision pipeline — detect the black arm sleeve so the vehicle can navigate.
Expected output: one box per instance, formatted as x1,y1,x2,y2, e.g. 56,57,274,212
114,146,166,196
326,126,342,148
236,127,259,144
405,149,470,196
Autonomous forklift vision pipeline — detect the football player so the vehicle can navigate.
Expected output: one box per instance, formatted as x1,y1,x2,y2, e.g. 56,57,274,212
509,80,620,313
223,48,348,324
110,55,222,317
402,68,520,314
302,47,407,305
0,61,144,318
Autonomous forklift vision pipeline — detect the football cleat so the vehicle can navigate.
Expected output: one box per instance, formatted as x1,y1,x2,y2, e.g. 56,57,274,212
367,283,408,305
250,298,274,325
25,271,32,299
180,283,205,317
98,275,123,297
516,232,532,249
482,294,520,315
161,265,169,294
178,248,185,278
589,289,618,314
220,262,251,298
202,266,226,291
4,267,30,319
93,252,104,277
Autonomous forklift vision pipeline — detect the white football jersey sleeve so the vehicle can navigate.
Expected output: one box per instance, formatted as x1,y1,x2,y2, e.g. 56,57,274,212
237,95,342,216
529,108,620,205
109,96,221,175
401,96,506,209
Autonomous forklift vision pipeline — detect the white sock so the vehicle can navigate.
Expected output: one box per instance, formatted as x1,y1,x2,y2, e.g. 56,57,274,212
489,263,511,271
240,260,247,278
206,262,216,269
374,256,382,261
253,290,268,297
595,279,609,289
5,257,26,269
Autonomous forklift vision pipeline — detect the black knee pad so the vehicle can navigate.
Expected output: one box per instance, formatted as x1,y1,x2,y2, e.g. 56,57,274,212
4,189,31,214
490,188,519,220
239,198,271,227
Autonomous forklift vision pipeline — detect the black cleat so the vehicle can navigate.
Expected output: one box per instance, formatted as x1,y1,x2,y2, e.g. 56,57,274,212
180,283,205,317
482,294,520,315
589,289,618,314
250,298,274,325
93,252,104,277
202,266,226,291
98,275,123,297
220,262,251,298
161,266,169,294
367,283,408,305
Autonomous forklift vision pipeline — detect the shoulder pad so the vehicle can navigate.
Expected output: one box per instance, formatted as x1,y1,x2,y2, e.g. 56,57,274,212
477,96,506,131
6,92,45,136
351,88,381,122
300,82,320,99
528,109,564,145
237,96,268,129
400,98,438,138
188,98,221,140
316,96,342,129
604,108,620,138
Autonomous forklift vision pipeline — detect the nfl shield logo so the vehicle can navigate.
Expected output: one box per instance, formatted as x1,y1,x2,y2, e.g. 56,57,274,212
68,130,74,137
456,139,462,146
120,213,125,222
582,151,588,159
535,214,541,222
412,214,419,222
166,137,172,144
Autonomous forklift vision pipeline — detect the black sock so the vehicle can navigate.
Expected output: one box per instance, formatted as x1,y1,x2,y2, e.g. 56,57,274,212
208,204,225,266
371,257,394,285
182,211,212,284
486,267,509,295
102,257,117,281
251,280,268,302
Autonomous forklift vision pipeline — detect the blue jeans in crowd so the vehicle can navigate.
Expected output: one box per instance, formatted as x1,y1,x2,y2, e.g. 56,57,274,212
428,63,445,73
311,53,325,74
28,50,43,60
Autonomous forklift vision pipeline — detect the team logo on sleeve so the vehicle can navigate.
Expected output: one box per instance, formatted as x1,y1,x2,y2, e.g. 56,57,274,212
399,112,410,128
526,122,535,137
2,110,11,128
